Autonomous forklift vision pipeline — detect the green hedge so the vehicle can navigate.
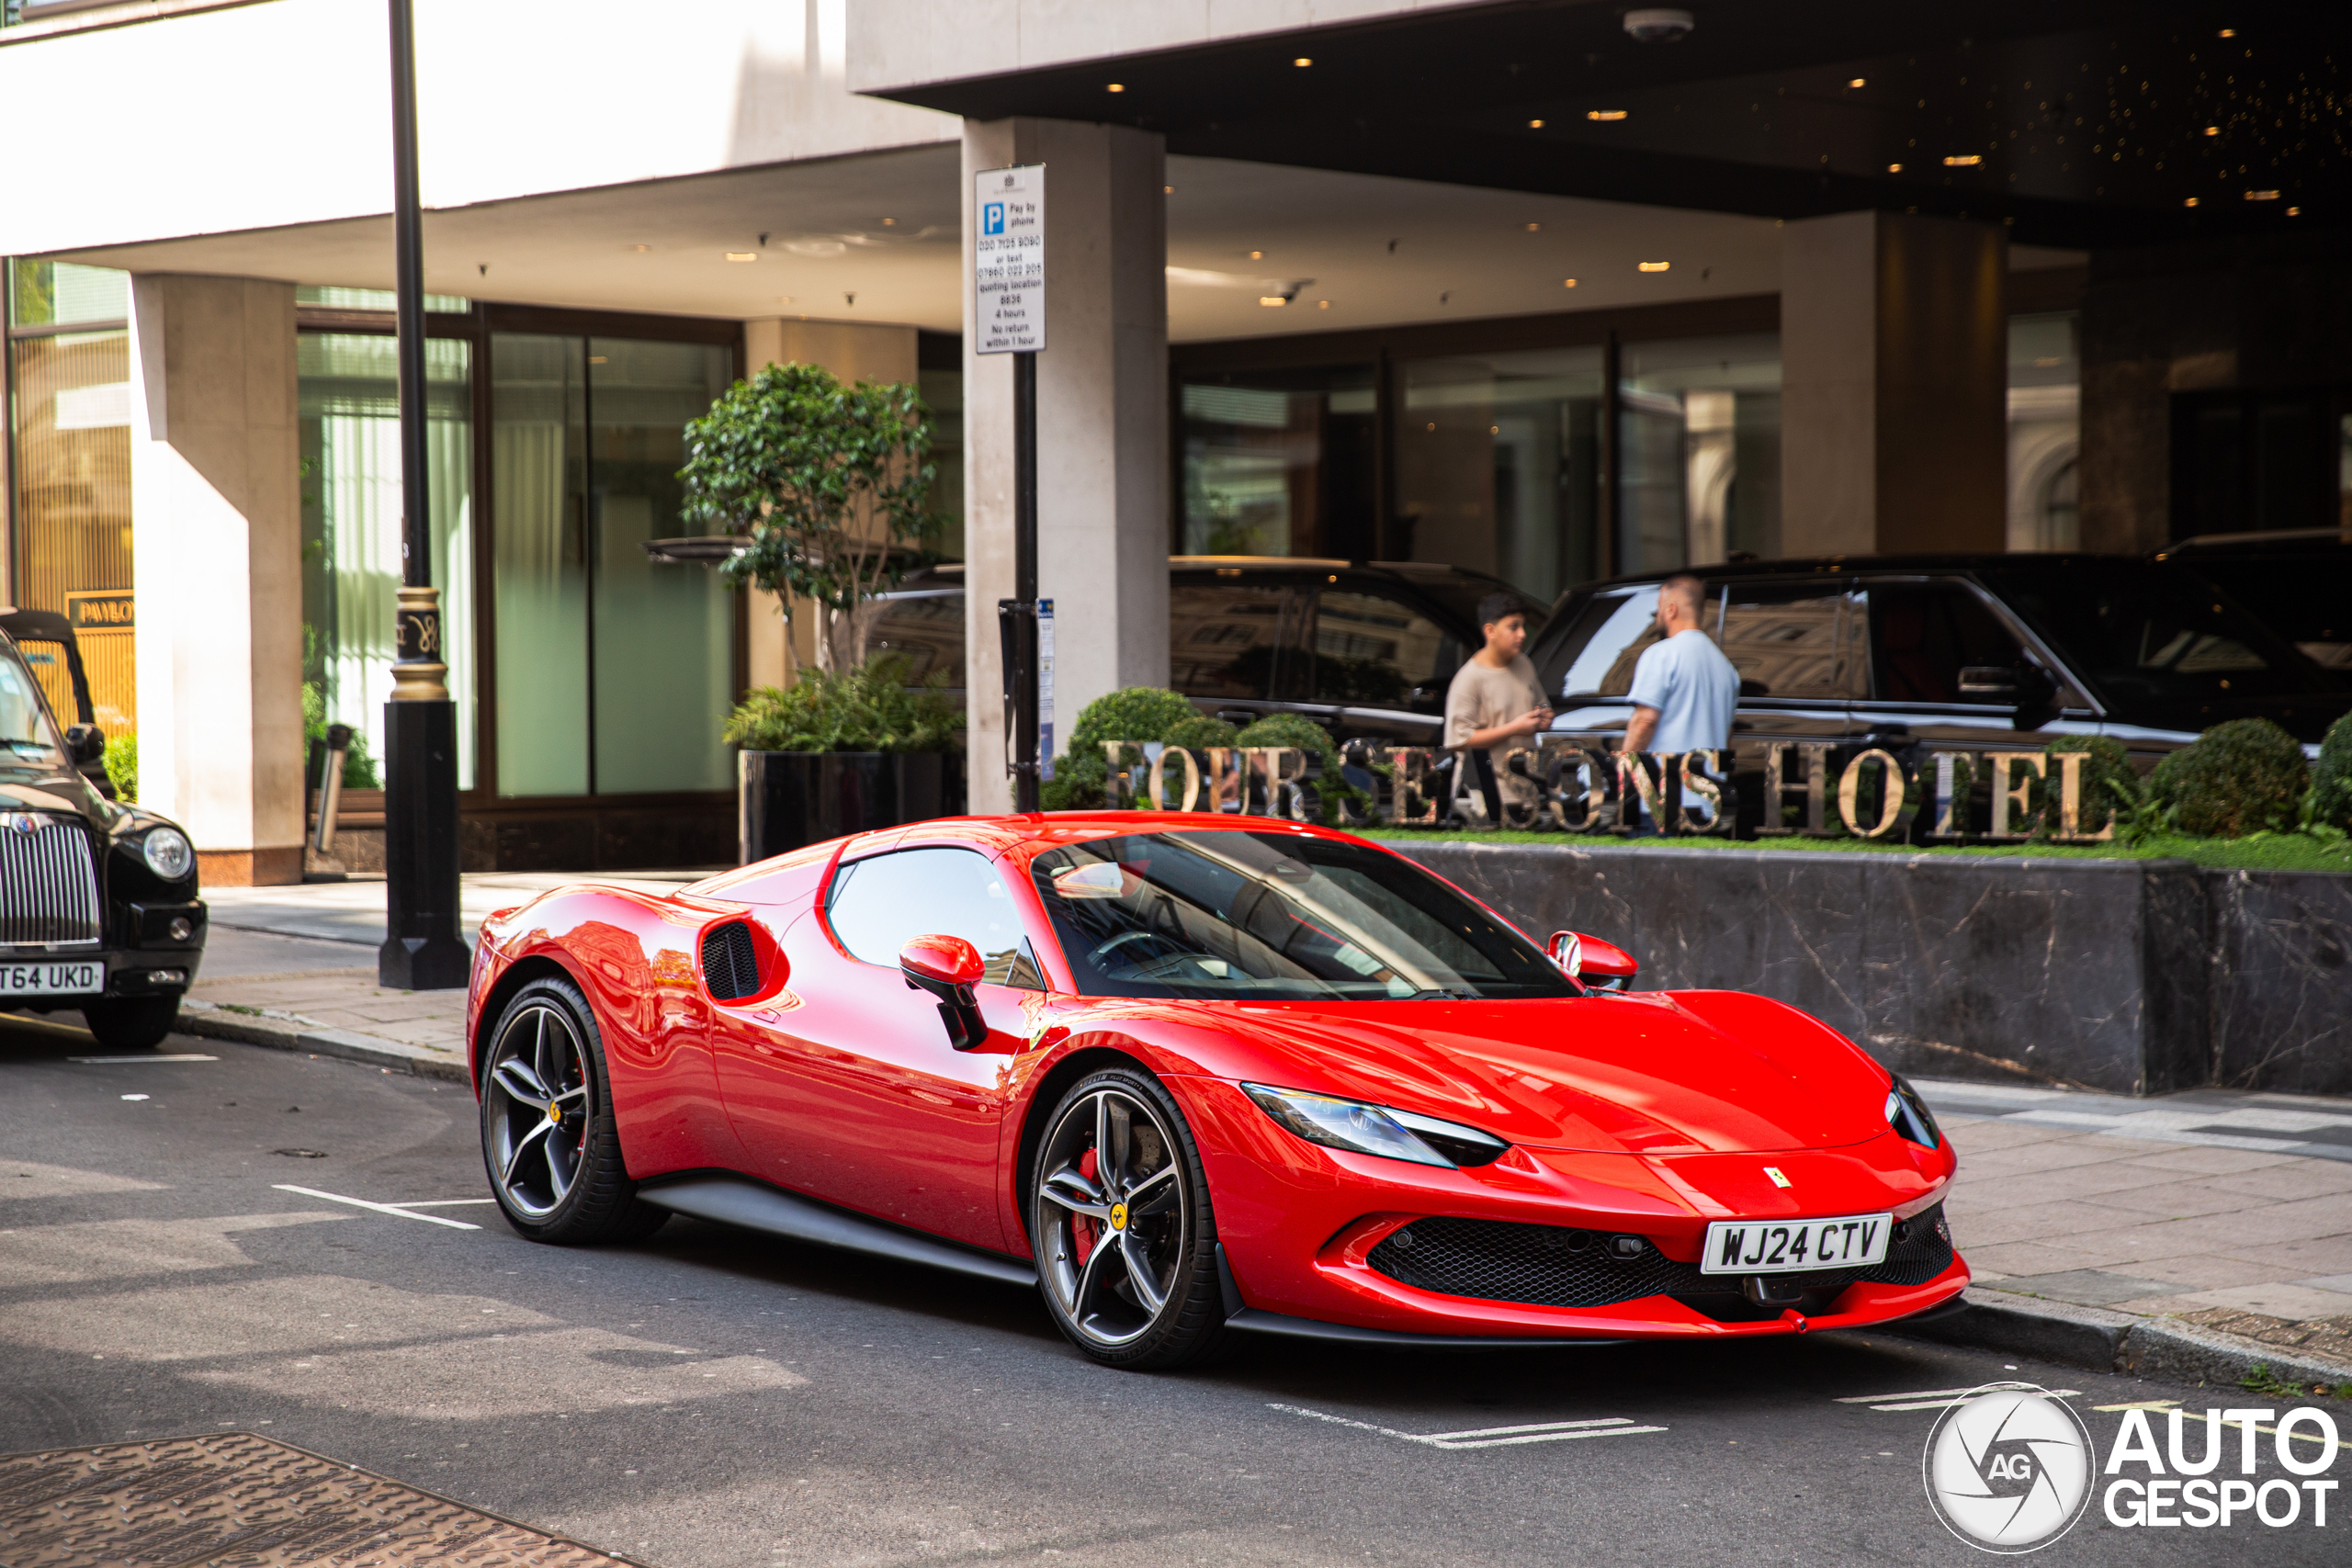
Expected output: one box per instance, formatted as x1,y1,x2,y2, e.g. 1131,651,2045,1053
724,653,962,753
2151,717,2308,838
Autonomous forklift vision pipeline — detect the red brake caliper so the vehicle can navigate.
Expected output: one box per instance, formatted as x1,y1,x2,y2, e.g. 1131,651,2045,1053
1071,1147,1100,1264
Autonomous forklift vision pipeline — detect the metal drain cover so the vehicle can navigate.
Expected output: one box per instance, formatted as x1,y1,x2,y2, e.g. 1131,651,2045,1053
0,1430,636,1566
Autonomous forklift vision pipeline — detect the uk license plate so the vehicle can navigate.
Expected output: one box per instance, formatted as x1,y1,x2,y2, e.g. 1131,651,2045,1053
0,960,103,997
1701,1212,1893,1275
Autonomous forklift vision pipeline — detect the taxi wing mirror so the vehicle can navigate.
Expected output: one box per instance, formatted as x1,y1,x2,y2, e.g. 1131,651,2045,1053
900,934,988,1051
64,723,105,765
1549,930,1638,992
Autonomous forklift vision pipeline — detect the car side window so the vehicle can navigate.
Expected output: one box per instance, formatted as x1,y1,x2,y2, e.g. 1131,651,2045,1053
824,847,1042,987
1311,589,1458,710
1716,585,1866,701
1864,584,2029,704
1169,582,1306,700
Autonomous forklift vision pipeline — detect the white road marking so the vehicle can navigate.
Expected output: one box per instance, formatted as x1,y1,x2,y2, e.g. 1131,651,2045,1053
272,1184,481,1230
1272,1404,1665,1450
383,1199,500,1209
1837,1385,2079,1412
71,1055,218,1064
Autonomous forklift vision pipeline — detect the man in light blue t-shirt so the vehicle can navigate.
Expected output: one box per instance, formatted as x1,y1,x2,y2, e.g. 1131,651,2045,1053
1623,574,1738,755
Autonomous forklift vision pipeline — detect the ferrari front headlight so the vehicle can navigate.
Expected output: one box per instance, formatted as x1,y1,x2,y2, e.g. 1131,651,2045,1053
1884,1074,1941,1150
1240,1083,1507,1168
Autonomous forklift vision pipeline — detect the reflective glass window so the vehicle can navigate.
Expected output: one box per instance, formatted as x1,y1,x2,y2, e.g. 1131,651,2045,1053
1620,335,1781,574
2007,311,2080,551
826,846,1038,986
1311,589,1456,710
1180,368,1375,558
1169,581,1308,700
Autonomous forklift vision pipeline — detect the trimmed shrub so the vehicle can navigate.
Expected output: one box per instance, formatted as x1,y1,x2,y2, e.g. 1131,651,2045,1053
1233,713,1374,825
2150,717,2308,837
2312,711,2352,832
1042,686,1201,809
1165,714,1241,751
723,653,962,753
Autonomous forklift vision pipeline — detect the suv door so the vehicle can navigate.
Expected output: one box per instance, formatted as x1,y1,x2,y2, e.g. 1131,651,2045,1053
1295,576,1462,744
1168,571,1313,726
1851,577,2091,759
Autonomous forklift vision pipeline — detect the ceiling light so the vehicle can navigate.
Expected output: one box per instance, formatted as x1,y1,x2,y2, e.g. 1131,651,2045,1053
1250,250,1263,259
1588,109,1628,122
725,252,757,261
2033,356,2062,368
1638,260,1670,272
1164,185,1174,194
2219,28,2236,38
1848,78,1866,89
1563,277,1578,288
1529,118,1545,129
1943,154,1983,166
2205,125,2221,136
1887,163,1905,173
2246,189,2280,200
1106,83,1125,93
1489,425,1499,434
1293,57,1312,68
1525,222,1541,231
778,297,793,304
2184,197,2200,208
2287,206,2302,216
630,244,651,253
1260,296,1287,307
1317,299,1330,309
881,218,896,226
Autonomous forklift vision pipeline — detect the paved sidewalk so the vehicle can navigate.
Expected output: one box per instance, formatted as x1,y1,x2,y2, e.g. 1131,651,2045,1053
202,869,709,947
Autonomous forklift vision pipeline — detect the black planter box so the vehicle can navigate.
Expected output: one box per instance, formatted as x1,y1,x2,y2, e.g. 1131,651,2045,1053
737,750,961,863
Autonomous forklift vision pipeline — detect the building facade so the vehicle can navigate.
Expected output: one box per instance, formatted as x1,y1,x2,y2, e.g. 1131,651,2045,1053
3,0,2344,880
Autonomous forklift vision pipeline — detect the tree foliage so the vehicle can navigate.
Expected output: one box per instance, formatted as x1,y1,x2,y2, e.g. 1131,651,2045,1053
722,653,963,754
678,363,938,671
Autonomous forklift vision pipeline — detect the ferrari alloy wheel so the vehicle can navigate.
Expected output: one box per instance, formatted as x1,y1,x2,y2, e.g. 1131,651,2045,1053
480,976,667,1246
1032,1067,1227,1370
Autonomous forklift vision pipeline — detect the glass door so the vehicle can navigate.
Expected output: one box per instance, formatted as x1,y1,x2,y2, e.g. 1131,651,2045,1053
491,333,733,798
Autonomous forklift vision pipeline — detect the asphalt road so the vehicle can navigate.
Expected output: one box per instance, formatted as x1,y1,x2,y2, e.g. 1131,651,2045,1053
2,1016,2341,1567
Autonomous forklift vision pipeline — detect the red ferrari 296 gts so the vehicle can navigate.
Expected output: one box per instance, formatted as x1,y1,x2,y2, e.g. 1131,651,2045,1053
464,814,1967,1368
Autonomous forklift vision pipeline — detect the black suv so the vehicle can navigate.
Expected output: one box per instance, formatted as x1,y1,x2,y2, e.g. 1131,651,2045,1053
1528,554,2348,829
2154,529,2352,674
868,557,1545,746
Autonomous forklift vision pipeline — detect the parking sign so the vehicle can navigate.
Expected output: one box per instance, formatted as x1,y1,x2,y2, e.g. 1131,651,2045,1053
973,164,1044,354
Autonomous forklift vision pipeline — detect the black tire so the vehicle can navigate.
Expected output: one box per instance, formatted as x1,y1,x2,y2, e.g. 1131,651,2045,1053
81,996,180,1052
1030,1066,1228,1371
479,976,667,1245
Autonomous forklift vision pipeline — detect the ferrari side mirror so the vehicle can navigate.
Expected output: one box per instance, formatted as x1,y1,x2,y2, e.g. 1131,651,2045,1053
1549,930,1638,991
900,933,988,1051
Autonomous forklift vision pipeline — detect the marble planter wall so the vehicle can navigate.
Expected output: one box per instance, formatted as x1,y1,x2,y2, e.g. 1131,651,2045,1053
1386,841,2347,1097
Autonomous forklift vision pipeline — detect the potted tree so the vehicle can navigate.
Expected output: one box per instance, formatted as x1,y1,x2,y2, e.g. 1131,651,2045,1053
681,363,957,861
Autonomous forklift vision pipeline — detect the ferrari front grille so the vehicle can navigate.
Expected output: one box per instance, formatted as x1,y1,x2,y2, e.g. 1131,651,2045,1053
700,920,759,1000
0,814,102,947
1367,1203,1954,1314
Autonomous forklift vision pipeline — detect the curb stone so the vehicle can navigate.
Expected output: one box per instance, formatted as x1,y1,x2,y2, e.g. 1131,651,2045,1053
1885,1287,2352,1393
179,998,468,1084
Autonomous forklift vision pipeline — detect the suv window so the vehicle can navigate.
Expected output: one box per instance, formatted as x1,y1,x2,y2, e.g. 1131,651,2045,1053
1311,589,1458,710
1544,582,1862,701
1170,581,1307,700
1864,583,2029,704
825,846,1041,987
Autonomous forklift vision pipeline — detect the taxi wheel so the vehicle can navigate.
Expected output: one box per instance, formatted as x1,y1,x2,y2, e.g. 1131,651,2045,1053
480,976,667,1245
1032,1066,1228,1371
81,997,180,1052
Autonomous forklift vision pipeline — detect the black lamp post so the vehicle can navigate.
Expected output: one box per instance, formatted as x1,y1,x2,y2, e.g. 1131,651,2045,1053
379,0,468,990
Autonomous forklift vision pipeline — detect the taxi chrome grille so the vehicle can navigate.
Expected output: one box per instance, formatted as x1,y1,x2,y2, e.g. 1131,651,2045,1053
1366,1204,1953,1314
0,813,102,947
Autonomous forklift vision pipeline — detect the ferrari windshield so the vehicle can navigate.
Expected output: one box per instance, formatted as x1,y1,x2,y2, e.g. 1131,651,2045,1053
0,641,65,772
1031,830,1577,1001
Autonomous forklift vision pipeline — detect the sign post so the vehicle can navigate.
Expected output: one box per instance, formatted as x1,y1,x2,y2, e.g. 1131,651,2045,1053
974,164,1045,811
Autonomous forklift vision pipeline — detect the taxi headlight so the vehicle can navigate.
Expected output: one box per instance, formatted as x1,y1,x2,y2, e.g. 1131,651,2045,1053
141,827,195,881
1240,1083,1508,1168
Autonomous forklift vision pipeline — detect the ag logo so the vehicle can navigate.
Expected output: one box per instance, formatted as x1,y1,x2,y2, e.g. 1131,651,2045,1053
1923,1383,2097,1553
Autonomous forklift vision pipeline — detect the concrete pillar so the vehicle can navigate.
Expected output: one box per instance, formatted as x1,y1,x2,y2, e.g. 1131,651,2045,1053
961,118,1169,815
129,275,304,886
1781,212,2007,556
740,319,921,687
